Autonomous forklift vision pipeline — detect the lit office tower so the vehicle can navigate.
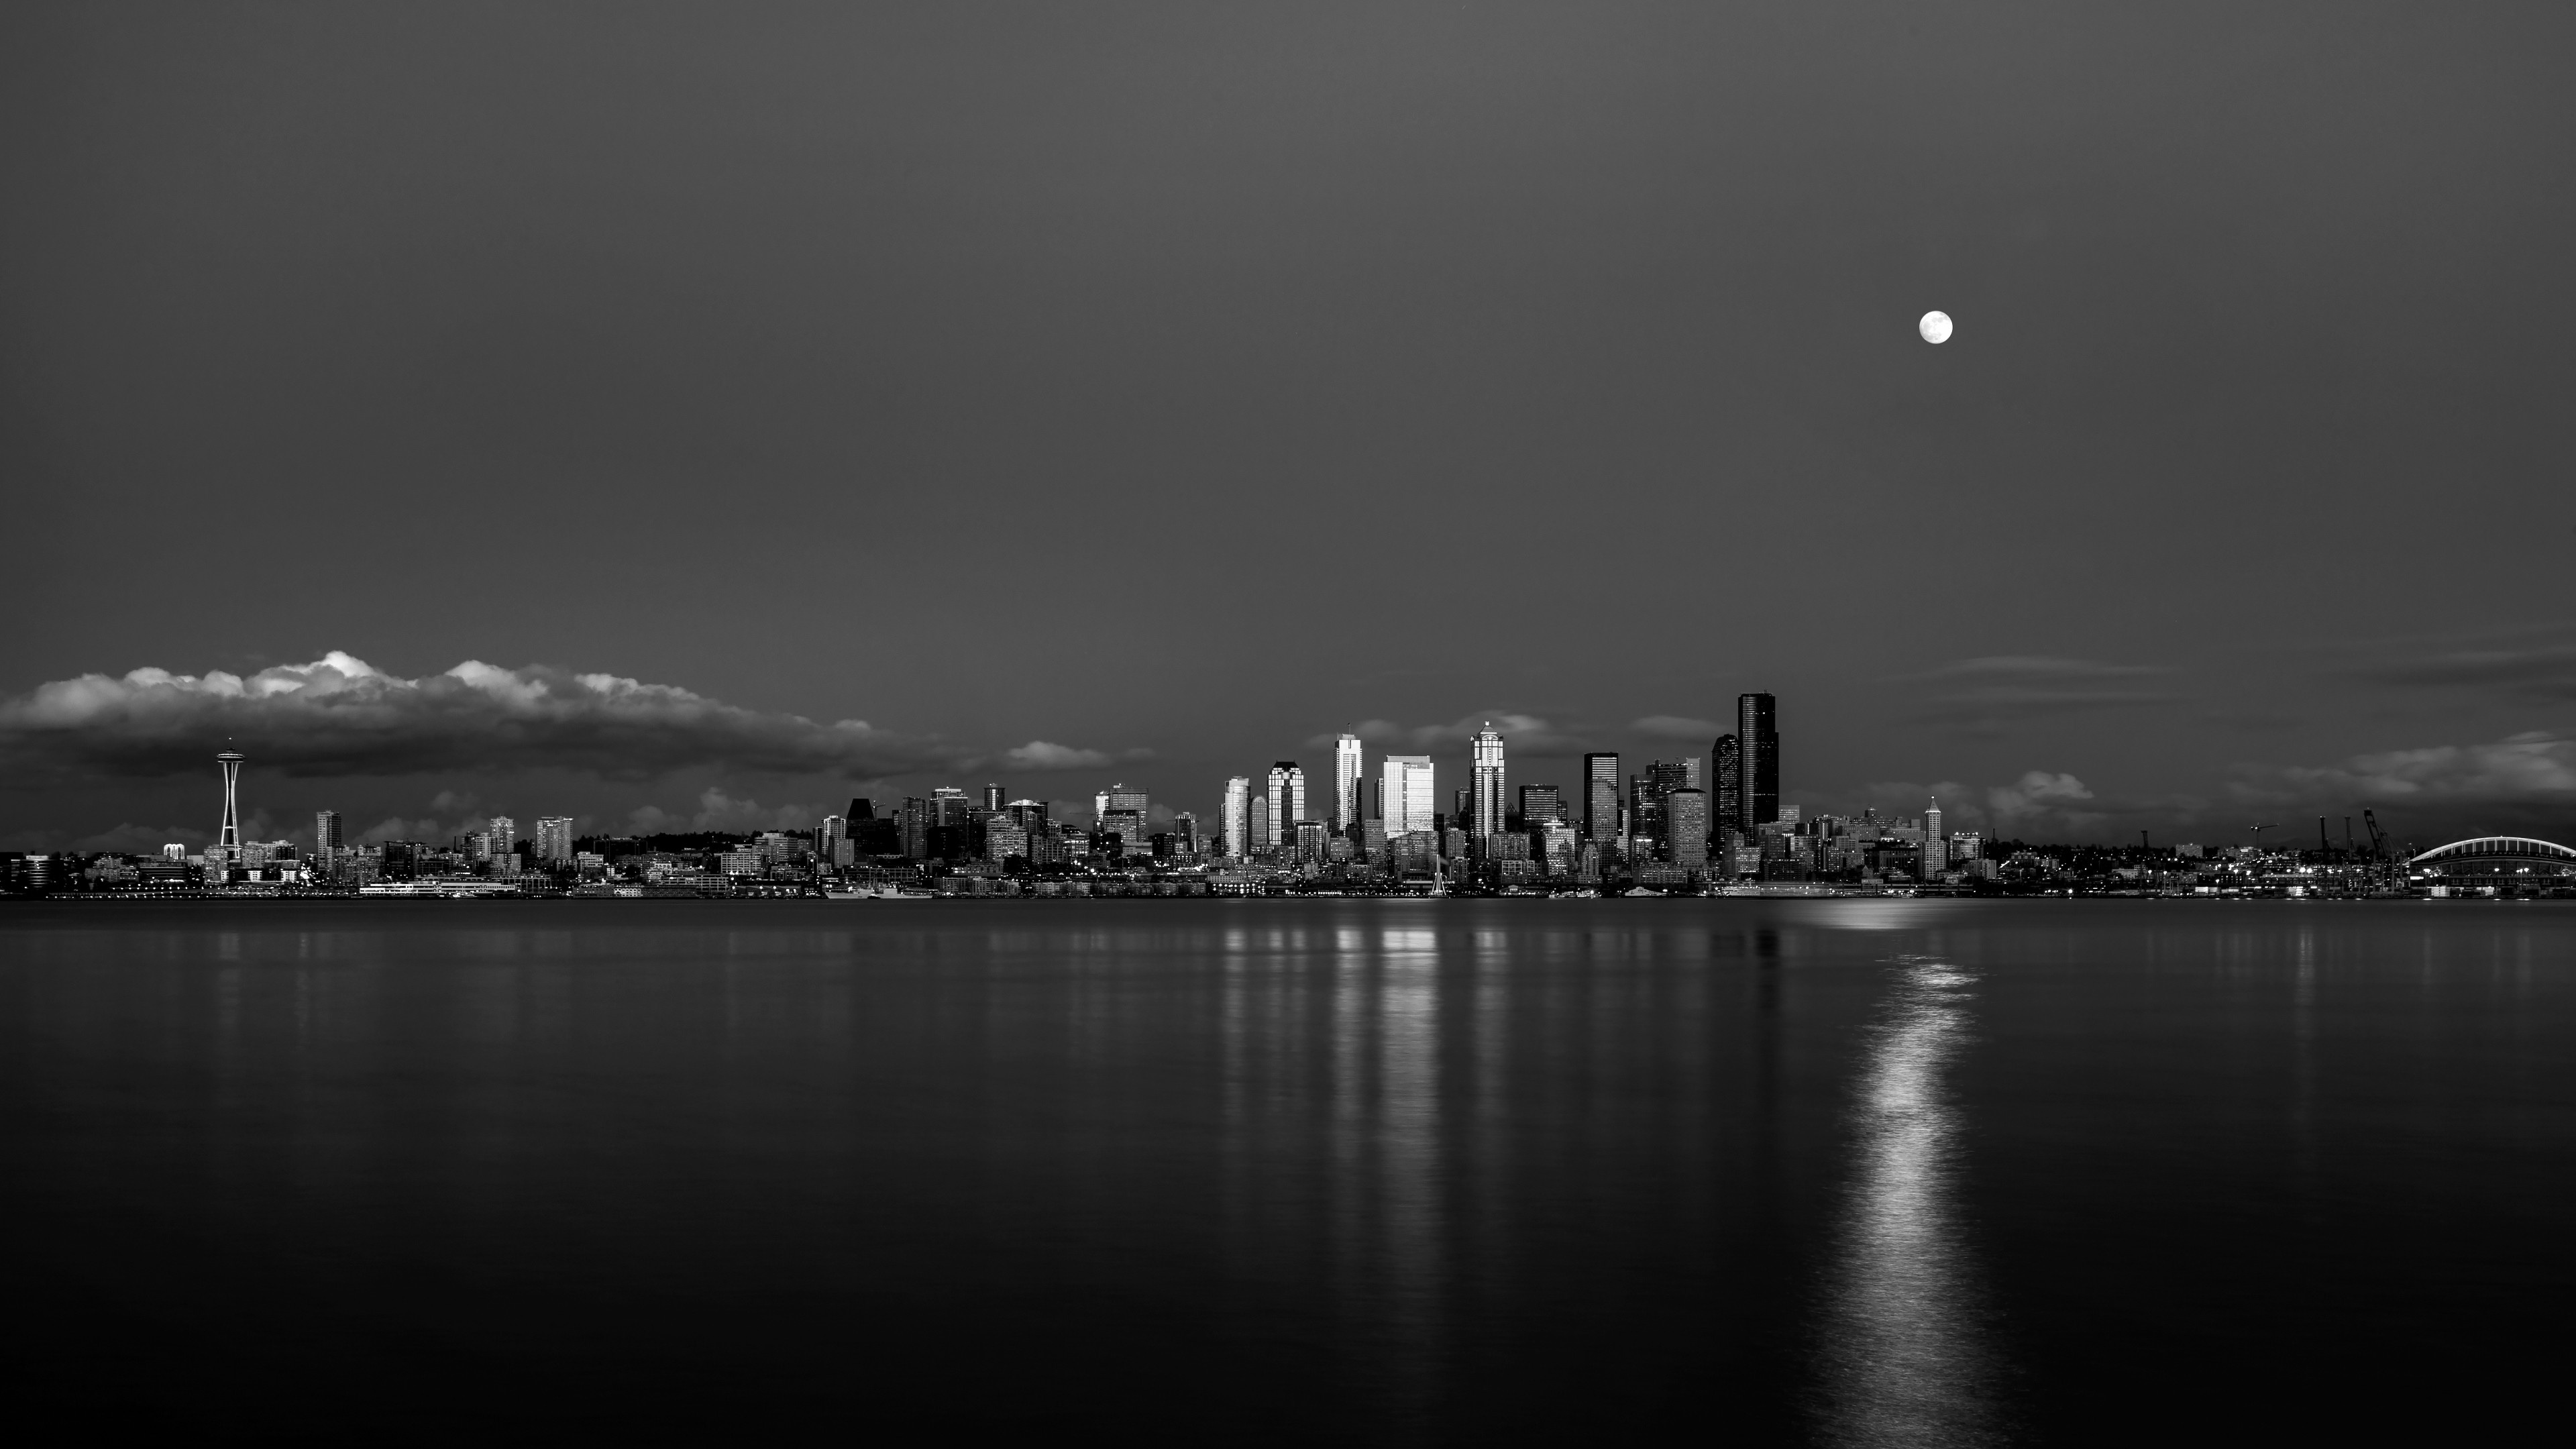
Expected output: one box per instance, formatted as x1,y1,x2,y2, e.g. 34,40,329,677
1666,788,1710,867
1582,752,1620,842
314,810,344,856
1265,763,1305,850
1103,782,1149,820
1925,798,1943,842
1630,761,1693,847
1248,797,1271,853
1517,784,1563,824
1222,777,1250,857
487,816,516,855
983,784,1005,812
1713,735,1741,835
1737,693,1779,829
1470,722,1506,837
215,750,244,853
1381,755,1436,837
536,816,574,862
1333,734,1364,831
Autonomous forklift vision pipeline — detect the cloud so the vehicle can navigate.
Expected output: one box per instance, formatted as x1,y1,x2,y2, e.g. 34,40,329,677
1631,715,1723,741
2349,644,2576,700
2257,732,2576,804
1986,771,2104,834
1902,656,2178,727
1305,720,1409,749
1002,741,1116,771
630,788,822,834
1308,712,1597,755
0,651,977,782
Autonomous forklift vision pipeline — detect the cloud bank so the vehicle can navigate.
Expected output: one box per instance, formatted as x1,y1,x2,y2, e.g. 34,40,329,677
2257,732,2576,805
0,652,1124,783
1902,656,2179,727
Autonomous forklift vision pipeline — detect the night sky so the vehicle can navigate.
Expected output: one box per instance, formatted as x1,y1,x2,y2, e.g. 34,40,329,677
5,2,2572,850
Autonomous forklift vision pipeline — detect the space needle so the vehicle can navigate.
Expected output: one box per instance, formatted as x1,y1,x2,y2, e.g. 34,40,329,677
215,748,244,858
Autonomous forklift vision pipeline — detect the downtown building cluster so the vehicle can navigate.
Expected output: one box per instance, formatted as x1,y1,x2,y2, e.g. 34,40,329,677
1201,694,1989,891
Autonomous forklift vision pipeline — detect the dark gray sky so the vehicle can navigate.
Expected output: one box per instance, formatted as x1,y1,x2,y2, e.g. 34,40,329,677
5,1,2573,849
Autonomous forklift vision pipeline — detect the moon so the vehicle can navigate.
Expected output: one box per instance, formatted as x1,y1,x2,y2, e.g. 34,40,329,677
1919,310,1953,344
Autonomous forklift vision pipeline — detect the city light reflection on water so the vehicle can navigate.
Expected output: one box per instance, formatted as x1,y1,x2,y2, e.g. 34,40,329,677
1815,951,2003,1447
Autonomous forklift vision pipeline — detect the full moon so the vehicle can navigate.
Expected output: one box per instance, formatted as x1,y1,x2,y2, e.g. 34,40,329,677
1919,310,1953,344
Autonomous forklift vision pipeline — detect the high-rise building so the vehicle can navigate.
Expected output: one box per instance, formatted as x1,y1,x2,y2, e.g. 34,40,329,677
1100,810,1147,856
1630,761,1693,847
983,784,1005,812
1008,799,1051,833
314,810,344,857
1925,798,1943,842
1470,722,1506,838
900,798,930,858
1293,820,1327,861
1334,734,1364,831
1517,785,1562,824
1666,788,1710,868
1582,753,1620,843
1173,812,1200,855
1248,796,1271,853
1265,763,1304,849
1222,777,1250,858
1738,694,1779,828
1713,735,1741,835
847,798,875,821
487,816,516,855
930,787,972,827
1103,783,1149,818
535,816,574,862
1381,755,1436,837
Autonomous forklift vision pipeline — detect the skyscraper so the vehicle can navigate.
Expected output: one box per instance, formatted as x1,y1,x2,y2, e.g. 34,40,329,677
1713,735,1741,835
1517,784,1562,824
1470,722,1506,837
1629,761,1693,847
1222,777,1250,858
536,816,574,862
1737,693,1778,829
1381,755,1436,837
1248,796,1271,854
1666,788,1710,867
983,784,1005,812
1334,734,1364,831
1102,782,1149,820
487,816,516,855
1265,763,1304,849
1582,753,1620,843
313,810,343,856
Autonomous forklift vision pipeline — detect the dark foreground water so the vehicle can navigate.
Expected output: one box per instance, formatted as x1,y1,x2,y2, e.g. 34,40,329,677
4,899,2572,1444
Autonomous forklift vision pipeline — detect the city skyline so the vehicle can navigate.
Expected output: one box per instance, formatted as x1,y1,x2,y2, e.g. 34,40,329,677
0,649,2570,853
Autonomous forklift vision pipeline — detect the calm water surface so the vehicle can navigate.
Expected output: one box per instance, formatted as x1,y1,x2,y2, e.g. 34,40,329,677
4,898,2571,1444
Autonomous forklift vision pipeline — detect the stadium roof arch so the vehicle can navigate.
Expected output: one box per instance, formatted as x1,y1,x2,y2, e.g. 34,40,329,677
2408,836,2576,867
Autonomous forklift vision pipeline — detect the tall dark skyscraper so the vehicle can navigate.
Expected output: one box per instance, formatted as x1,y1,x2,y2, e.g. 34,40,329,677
1712,734,1741,835
1582,753,1621,842
1737,693,1778,828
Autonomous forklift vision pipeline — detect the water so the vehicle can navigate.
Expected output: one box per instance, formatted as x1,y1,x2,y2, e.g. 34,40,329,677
3,898,2570,1444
